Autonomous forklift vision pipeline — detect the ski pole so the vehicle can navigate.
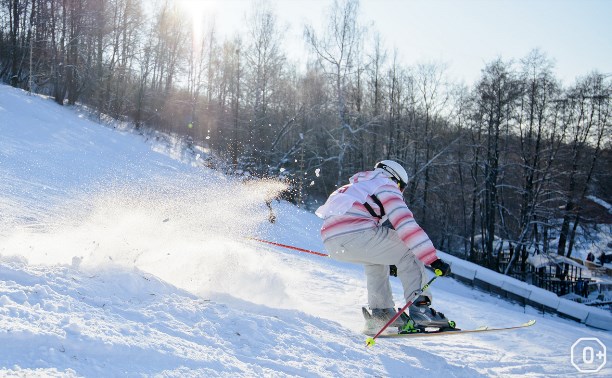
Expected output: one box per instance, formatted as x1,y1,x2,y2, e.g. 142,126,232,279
365,274,439,348
246,237,329,257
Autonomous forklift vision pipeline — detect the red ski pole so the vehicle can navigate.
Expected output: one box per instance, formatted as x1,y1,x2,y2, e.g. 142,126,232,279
247,237,329,257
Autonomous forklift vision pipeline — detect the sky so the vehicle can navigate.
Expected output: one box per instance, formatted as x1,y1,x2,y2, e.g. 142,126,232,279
181,0,612,86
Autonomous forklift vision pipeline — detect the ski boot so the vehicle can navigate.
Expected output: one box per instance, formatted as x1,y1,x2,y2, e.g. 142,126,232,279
398,311,420,334
408,296,457,331
362,307,406,335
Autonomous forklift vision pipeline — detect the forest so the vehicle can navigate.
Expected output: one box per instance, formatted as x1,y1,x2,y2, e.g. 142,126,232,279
1,0,610,279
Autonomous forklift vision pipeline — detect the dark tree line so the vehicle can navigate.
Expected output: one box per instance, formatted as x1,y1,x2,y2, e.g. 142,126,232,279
2,0,610,277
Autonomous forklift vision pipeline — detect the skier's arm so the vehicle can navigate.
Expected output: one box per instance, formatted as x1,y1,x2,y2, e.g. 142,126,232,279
376,185,438,265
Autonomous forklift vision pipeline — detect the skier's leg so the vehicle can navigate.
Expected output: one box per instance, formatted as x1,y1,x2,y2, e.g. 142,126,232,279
364,263,394,309
324,227,451,329
393,251,453,328
395,252,431,303
323,229,406,328
324,234,395,309
356,229,451,328
324,226,426,299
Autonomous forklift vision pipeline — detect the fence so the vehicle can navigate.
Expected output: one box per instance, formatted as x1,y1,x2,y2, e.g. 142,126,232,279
443,253,612,330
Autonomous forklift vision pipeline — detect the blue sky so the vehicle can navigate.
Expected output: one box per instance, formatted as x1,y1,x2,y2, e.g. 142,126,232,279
355,0,612,84
187,0,611,85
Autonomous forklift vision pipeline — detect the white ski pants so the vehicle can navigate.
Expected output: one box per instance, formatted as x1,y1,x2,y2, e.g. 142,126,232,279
323,226,431,309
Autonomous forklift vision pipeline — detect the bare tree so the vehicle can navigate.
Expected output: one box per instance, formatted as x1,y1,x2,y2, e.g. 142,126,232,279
556,73,611,258
305,0,363,185
364,31,387,162
243,0,286,170
504,50,561,275
414,62,450,225
472,58,520,267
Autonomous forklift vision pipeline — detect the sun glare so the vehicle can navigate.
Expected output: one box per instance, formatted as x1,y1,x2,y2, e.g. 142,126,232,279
176,0,216,40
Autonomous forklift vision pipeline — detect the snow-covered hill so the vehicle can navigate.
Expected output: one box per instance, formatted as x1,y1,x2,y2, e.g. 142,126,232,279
1,85,610,377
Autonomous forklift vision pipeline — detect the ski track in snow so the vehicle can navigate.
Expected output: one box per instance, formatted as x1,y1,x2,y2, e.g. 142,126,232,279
1,85,611,377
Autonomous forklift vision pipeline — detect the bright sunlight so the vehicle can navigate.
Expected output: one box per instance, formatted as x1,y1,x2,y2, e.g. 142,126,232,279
176,0,216,39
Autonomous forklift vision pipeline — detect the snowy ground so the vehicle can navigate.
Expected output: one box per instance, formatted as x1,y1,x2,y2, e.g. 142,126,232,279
1,85,610,377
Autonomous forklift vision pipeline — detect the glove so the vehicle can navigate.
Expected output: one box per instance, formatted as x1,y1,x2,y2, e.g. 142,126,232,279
430,259,451,277
390,265,397,277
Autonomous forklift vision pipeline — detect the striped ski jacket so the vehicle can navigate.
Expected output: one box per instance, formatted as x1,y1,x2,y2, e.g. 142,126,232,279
315,170,438,265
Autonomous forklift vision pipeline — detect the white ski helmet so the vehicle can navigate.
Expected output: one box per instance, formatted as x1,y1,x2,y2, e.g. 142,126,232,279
375,160,408,191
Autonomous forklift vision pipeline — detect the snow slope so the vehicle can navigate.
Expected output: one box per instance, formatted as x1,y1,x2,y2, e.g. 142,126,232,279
1,85,610,377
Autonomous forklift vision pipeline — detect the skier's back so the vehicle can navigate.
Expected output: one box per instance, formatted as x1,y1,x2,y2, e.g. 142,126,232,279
316,160,452,333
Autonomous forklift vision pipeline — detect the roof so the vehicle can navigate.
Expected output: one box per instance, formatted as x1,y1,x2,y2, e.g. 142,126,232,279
527,253,590,272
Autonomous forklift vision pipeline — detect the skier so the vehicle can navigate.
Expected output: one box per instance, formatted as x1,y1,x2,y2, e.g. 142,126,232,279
316,160,452,333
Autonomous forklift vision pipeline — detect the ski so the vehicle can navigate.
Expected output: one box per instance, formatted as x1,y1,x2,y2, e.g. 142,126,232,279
376,319,536,338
